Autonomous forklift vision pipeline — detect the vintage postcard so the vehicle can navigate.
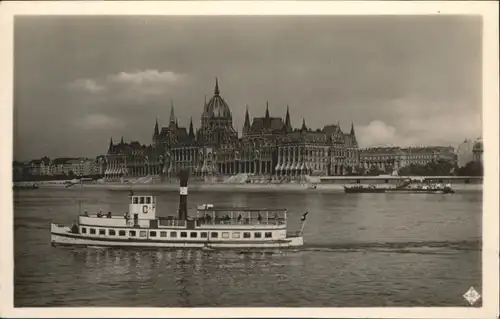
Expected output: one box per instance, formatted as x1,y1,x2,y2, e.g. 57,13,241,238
1,1,498,318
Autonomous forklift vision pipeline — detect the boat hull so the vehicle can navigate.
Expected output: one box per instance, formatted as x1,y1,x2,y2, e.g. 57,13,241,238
50,226,304,250
344,187,386,193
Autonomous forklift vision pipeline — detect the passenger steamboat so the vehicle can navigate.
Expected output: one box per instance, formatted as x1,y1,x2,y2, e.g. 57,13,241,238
50,170,307,250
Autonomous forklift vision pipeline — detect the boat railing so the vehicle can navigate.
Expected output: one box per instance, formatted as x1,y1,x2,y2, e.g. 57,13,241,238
196,217,286,226
158,218,187,227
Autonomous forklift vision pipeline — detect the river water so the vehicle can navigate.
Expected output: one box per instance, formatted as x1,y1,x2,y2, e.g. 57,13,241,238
14,188,482,307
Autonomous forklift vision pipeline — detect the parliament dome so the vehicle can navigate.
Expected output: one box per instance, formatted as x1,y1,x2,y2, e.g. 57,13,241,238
206,78,232,119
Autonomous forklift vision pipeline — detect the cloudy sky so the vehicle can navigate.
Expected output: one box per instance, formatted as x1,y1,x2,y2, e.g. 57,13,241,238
14,15,482,160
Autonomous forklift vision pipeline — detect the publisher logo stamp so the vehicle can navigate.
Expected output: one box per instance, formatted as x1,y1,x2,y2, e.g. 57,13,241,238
463,286,481,305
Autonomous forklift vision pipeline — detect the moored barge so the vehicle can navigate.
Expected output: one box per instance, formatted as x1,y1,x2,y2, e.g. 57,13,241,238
51,170,307,250
344,179,455,194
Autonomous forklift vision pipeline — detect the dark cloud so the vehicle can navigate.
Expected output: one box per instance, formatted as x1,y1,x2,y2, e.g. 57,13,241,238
14,15,482,160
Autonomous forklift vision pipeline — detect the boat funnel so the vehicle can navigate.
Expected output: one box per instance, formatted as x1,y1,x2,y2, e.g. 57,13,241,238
178,169,189,220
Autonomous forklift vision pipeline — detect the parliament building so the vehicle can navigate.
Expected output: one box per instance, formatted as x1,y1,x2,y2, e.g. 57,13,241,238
104,79,359,180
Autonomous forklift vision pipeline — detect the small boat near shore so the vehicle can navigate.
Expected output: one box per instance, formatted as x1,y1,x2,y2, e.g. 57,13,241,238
13,183,39,190
50,170,307,250
344,179,455,194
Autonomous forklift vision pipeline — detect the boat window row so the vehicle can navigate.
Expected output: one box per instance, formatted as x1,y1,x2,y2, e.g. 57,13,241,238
132,196,153,205
80,227,273,239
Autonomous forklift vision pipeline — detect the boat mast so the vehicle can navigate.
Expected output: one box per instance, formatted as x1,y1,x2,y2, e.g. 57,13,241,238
178,169,189,220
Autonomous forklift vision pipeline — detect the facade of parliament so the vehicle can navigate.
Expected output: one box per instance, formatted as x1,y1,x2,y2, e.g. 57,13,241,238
104,79,359,179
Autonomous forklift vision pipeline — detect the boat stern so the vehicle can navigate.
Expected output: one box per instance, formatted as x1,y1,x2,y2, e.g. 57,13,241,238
286,230,304,247
50,223,74,246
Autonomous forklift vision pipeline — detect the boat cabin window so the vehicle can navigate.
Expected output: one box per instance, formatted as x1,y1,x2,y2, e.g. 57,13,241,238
129,230,136,237
232,232,240,239
211,232,218,238
99,229,106,235
140,197,145,204
133,197,139,204
119,230,126,236
243,232,251,239
222,232,229,239
168,231,175,238
140,231,147,237
90,228,96,235
180,232,187,238
81,227,87,234
109,229,116,236
200,232,208,238
190,232,197,238
265,232,272,238
150,231,157,237
254,232,262,238
146,197,151,204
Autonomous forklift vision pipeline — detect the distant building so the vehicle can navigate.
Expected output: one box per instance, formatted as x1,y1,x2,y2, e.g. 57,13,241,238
359,147,406,174
359,146,457,173
456,138,482,167
472,138,483,164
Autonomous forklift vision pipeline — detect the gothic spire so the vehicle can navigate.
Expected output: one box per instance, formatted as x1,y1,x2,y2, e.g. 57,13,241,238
120,136,124,144
284,105,292,132
189,117,195,139
265,101,270,118
108,137,114,152
350,122,355,136
301,118,307,131
169,100,175,124
214,77,220,95
154,118,159,137
243,105,251,135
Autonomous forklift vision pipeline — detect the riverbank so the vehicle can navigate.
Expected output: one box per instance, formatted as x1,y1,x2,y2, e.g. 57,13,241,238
26,182,483,192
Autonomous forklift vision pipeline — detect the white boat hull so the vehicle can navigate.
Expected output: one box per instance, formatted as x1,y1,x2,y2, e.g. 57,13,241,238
51,226,304,250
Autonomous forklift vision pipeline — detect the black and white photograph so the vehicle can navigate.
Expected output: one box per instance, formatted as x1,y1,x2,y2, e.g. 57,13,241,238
1,1,498,318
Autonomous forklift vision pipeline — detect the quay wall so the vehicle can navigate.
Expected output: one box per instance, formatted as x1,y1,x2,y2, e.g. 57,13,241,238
13,175,483,192
17,180,483,192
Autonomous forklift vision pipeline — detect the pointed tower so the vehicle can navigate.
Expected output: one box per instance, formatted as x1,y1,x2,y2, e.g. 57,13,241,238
243,105,251,136
301,118,308,131
120,136,124,145
108,137,114,153
265,102,270,118
169,101,175,124
350,122,358,146
284,105,292,133
214,77,220,95
189,117,195,140
153,118,159,138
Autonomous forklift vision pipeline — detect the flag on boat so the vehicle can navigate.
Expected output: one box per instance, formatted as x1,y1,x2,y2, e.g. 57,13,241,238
301,212,308,221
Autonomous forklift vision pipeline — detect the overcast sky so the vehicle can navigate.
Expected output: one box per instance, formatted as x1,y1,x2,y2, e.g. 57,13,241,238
14,15,482,160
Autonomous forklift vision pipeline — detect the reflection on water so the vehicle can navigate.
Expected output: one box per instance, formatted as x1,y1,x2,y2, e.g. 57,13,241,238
14,188,482,307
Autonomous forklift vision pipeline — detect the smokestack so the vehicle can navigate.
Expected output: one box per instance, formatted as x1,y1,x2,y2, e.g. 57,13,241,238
178,169,189,220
